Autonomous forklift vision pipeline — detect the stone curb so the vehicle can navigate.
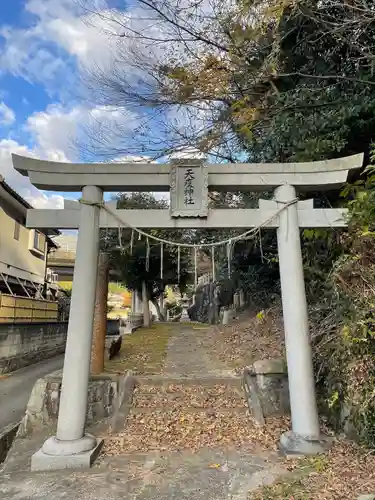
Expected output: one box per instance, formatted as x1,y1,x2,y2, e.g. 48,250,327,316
0,346,66,375
0,421,20,465
242,374,265,426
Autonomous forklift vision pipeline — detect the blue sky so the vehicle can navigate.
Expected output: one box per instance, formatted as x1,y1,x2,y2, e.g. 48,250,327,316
0,0,143,208
0,0,221,210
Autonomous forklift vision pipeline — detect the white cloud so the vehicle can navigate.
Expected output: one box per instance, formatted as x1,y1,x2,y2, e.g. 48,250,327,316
0,23,68,88
45,10,118,69
111,155,156,163
0,0,224,166
0,139,64,208
26,104,80,162
29,193,65,209
0,0,118,89
0,0,199,93
0,99,140,208
0,102,15,125
0,140,37,194
26,102,139,162
0,0,219,210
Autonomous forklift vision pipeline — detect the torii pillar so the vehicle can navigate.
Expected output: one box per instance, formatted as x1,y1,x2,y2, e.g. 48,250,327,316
274,185,322,454
35,186,104,469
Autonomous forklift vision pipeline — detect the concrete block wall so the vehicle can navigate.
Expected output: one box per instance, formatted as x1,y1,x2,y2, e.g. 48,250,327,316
0,322,68,374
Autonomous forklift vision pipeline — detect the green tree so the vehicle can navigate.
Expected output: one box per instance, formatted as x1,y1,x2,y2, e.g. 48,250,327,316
82,0,375,163
101,192,191,321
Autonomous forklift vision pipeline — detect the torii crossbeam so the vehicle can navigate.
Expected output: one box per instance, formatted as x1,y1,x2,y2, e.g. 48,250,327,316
26,199,348,229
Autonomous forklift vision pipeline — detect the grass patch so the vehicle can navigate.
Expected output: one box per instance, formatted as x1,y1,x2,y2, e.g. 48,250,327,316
252,478,309,500
250,448,375,500
105,323,176,375
250,456,326,500
108,282,126,294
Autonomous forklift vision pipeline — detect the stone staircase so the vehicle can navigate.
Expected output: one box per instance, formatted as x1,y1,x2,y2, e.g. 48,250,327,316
103,376,279,455
133,376,246,414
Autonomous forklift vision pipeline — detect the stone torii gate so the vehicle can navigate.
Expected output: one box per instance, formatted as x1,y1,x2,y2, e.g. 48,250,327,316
12,151,363,470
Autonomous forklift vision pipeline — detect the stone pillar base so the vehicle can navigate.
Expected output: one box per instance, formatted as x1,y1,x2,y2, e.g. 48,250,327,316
31,436,103,471
280,431,331,457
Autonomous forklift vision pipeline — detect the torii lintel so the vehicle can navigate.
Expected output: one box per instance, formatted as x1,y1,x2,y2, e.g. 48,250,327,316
12,153,364,192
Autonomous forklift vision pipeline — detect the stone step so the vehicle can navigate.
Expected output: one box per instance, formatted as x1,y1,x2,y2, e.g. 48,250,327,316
136,375,242,388
131,406,249,415
130,380,248,427
133,393,246,406
133,385,245,409
110,403,275,456
136,382,244,393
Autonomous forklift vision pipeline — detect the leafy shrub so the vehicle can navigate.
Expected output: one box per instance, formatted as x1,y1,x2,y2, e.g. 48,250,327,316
312,157,375,445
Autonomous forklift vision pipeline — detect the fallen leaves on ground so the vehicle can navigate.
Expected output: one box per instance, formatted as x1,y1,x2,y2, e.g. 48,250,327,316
102,313,375,500
251,440,375,500
105,324,176,375
103,382,290,455
200,307,285,373
133,384,246,409
104,411,289,455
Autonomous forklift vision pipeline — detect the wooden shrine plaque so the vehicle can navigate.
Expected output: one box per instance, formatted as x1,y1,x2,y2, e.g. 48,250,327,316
170,160,208,218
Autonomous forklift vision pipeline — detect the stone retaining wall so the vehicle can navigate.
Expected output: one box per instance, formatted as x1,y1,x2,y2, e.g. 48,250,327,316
0,322,68,374
17,371,136,437
242,358,290,425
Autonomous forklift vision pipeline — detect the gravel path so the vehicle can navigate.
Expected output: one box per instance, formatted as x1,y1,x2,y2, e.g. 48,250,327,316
163,324,235,378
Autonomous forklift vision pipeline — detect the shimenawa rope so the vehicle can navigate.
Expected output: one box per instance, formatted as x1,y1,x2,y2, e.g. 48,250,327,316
78,197,298,249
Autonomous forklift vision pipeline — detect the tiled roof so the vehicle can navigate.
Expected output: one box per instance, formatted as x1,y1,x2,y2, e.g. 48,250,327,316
0,175,60,238
0,176,33,210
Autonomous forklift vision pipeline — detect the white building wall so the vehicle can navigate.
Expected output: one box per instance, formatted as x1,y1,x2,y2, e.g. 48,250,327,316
0,206,47,284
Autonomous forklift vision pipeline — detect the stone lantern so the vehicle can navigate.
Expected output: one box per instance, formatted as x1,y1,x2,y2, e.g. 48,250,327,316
180,294,191,322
